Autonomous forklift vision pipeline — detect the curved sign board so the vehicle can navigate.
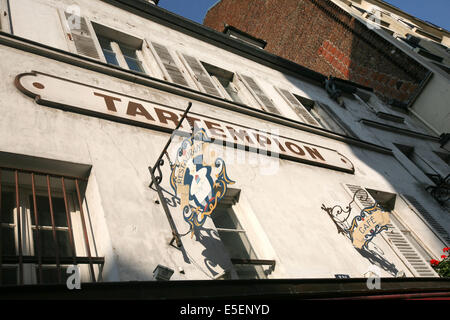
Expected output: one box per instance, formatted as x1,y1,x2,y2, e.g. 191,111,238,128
349,204,390,249
16,71,355,173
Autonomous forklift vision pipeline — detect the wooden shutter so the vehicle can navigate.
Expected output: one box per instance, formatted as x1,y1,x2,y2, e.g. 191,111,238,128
238,75,281,115
150,42,189,87
344,184,437,277
276,88,320,126
401,195,450,246
180,54,222,97
64,13,100,59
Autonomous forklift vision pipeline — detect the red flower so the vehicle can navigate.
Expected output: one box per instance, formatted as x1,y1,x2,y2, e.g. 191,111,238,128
430,259,440,266
441,255,447,259
444,247,450,253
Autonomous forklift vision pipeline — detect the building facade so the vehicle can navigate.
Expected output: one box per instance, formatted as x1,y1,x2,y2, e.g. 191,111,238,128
204,0,450,135
0,0,449,289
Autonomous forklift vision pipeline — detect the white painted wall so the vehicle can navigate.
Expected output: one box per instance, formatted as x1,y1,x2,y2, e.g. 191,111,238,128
0,0,449,282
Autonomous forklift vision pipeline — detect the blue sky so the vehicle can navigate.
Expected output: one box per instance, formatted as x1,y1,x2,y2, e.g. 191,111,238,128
158,0,450,31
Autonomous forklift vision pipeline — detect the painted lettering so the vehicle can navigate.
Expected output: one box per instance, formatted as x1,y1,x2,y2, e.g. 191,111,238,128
254,133,272,149
126,101,155,121
304,146,326,161
272,137,286,152
184,115,202,130
94,92,121,112
204,120,227,139
154,108,180,128
226,126,254,144
285,141,306,156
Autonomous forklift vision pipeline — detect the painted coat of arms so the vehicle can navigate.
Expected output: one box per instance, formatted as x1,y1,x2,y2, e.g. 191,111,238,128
170,128,234,236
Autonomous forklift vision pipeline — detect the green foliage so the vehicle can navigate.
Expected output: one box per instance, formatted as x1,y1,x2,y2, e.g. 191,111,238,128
430,248,450,278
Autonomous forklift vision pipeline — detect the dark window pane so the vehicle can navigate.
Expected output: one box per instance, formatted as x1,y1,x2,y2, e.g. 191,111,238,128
103,49,119,66
97,36,113,50
212,207,243,230
124,57,144,73
1,191,15,223
119,44,138,59
40,267,69,285
217,230,256,260
217,77,243,104
1,267,17,285
34,230,72,257
30,196,68,227
234,264,265,279
2,226,15,256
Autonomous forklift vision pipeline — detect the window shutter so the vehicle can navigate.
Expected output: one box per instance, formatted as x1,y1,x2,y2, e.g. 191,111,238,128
276,87,320,126
400,194,450,246
150,42,189,87
64,13,100,59
238,75,281,115
181,54,222,97
344,184,437,277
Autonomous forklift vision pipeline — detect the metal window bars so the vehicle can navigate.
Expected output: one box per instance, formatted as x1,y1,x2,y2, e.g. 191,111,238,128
0,166,104,286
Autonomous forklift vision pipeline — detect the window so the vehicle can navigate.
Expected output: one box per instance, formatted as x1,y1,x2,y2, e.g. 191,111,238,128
119,43,145,73
434,151,450,166
236,75,280,115
311,101,356,136
0,167,103,286
91,23,148,74
202,63,244,104
212,205,266,279
97,35,145,73
210,189,275,279
61,11,100,59
98,35,119,66
276,88,319,125
148,42,190,87
394,144,440,180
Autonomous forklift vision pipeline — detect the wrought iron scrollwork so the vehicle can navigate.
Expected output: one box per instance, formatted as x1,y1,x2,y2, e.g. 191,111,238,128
321,188,390,250
321,188,370,238
148,102,193,248
150,159,165,189
426,173,450,208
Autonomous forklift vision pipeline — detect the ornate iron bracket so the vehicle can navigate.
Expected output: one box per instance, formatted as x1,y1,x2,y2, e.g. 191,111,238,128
324,75,346,108
321,188,369,238
149,102,192,248
426,173,449,208
321,189,390,250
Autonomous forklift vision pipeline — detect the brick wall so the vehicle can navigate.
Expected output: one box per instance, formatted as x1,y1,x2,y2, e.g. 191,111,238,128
204,0,429,103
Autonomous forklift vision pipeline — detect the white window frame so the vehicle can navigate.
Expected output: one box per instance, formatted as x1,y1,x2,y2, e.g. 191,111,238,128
177,52,225,97
97,36,151,74
198,63,250,105
212,191,279,279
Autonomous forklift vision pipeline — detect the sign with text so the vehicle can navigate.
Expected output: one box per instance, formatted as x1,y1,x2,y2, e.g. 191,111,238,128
349,204,390,249
16,71,354,173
